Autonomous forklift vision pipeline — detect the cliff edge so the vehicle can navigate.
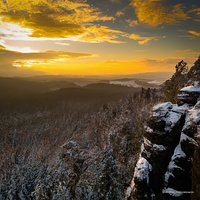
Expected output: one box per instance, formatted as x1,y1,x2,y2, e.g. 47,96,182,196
133,57,200,200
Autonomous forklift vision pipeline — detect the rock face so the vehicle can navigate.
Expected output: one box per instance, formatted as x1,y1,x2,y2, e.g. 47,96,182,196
192,126,200,200
177,83,200,106
163,102,200,199
133,81,200,199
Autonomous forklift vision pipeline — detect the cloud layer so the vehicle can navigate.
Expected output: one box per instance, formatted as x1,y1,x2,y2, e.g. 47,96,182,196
188,30,200,37
0,0,199,76
0,0,124,43
0,45,92,75
128,33,160,45
131,0,189,26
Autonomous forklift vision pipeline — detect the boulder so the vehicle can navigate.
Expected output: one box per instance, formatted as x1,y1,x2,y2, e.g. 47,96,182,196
177,82,200,106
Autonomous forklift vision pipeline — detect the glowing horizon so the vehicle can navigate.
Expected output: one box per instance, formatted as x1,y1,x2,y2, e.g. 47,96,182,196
0,0,199,76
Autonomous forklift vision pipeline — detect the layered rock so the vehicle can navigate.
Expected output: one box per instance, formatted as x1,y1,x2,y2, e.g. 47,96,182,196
133,81,200,200
133,102,188,199
177,82,200,106
163,101,200,199
192,125,200,200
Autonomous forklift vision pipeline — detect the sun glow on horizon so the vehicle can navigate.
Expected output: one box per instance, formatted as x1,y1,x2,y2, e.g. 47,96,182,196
0,0,199,76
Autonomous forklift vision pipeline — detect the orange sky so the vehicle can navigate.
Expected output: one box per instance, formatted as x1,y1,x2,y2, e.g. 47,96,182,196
0,0,199,76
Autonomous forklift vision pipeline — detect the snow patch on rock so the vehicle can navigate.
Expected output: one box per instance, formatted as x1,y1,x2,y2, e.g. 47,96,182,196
134,157,152,184
162,188,192,197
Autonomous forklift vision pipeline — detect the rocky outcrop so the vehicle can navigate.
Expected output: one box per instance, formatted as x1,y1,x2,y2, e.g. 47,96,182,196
163,101,200,199
177,83,200,106
192,126,200,200
133,102,188,199
133,77,200,200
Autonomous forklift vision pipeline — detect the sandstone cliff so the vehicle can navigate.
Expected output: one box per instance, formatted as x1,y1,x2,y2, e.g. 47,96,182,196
133,57,200,200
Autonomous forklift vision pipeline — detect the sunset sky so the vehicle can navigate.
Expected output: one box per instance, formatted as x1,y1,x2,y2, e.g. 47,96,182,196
0,0,200,76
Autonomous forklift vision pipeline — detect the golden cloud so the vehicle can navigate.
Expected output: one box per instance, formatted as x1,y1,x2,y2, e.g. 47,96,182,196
188,30,200,37
0,0,123,43
192,8,200,16
116,11,124,17
131,0,189,26
126,19,138,27
128,33,160,45
0,45,93,74
80,25,126,44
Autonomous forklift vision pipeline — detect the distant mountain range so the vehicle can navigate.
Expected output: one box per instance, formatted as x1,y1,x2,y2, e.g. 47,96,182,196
4,72,173,85
0,74,165,111
0,77,142,111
